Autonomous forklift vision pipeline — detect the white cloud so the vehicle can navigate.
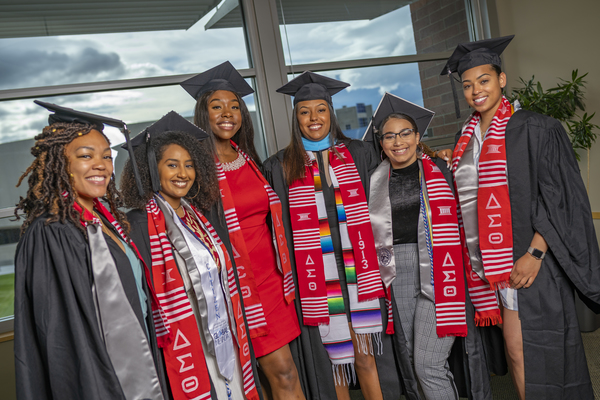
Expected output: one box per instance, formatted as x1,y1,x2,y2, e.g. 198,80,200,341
281,5,416,64
0,2,423,145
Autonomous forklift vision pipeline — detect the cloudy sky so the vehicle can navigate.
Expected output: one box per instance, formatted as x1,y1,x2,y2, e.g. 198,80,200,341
0,1,420,147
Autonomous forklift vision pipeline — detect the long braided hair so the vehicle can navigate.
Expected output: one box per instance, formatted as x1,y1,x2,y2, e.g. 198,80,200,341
15,121,130,236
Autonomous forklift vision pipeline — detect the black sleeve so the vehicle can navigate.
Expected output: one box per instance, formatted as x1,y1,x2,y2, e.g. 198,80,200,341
127,209,152,269
434,156,456,196
14,218,126,400
530,118,600,312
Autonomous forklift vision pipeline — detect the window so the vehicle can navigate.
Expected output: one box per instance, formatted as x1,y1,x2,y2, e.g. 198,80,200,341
0,0,257,329
277,0,474,146
0,1,249,91
0,0,486,334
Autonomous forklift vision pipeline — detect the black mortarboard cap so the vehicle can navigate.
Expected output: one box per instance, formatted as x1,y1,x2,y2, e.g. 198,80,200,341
34,100,145,197
35,99,126,131
276,71,350,106
440,35,514,119
442,35,514,76
363,93,434,155
122,111,209,193
180,61,254,100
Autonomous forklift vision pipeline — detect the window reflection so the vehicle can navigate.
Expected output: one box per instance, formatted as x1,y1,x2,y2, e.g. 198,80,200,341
278,1,417,65
0,0,249,90
0,80,266,210
0,216,19,320
286,61,467,145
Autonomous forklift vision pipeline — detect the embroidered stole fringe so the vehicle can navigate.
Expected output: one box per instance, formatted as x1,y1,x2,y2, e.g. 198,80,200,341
289,143,384,367
451,96,513,325
146,198,213,400
369,157,468,337
146,198,259,400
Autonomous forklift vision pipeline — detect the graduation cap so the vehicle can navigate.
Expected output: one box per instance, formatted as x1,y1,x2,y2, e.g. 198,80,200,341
363,93,434,155
440,35,514,119
180,61,254,100
276,71,350,106
34,100,145,197
123,111,209,193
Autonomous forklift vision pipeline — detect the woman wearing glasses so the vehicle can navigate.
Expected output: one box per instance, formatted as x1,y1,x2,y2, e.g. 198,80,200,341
365,93,486,400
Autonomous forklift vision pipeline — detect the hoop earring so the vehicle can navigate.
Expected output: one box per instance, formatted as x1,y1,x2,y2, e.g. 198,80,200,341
188,183,201,200
380,149,385,161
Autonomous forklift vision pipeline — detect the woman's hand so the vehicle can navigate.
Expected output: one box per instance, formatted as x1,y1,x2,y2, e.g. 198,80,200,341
509,253,542,289
435,148,452,167
509,231,547,289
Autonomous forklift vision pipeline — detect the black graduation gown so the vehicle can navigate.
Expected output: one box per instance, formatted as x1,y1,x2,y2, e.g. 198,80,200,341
14,214,168,400
127,206,264,400
263,139,403,400
456,110,600,399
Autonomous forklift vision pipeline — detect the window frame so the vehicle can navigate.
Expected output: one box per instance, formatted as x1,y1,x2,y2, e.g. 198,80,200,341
0,0,492,334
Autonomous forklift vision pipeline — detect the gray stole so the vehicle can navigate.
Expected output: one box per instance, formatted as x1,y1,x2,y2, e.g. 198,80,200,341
156,197,237,380
368,157,434,301
87,224,163,400
454,133,486,281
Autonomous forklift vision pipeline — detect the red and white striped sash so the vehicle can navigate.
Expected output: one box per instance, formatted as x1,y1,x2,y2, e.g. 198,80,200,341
451,96,513,325
421,155,467,337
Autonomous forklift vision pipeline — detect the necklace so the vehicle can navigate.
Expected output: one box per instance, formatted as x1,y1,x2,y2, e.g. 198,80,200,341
92,211,126,253
221,151,246,172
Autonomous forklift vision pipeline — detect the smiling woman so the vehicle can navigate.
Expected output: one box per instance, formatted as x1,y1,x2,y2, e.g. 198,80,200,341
64,129,115,210
120,112,262,400
13,101,167,400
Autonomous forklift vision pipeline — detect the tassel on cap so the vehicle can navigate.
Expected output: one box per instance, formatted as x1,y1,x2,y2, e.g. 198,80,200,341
146,132,161,193
123,125,146,197
448,68,461,119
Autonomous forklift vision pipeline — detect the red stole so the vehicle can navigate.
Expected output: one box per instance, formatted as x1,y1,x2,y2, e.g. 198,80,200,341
289,143,384,326
452,96,513,325
421,155,467,337
146,199,212,400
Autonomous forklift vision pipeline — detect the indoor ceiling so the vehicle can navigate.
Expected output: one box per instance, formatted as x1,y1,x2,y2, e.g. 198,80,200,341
206,0,416,29
0,0,221,39
0,0,418,39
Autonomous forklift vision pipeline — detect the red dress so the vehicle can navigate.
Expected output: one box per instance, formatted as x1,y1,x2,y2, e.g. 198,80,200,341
224,159,300,357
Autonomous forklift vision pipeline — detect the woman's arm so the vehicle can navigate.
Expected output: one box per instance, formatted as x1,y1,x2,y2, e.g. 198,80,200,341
509,232,548,289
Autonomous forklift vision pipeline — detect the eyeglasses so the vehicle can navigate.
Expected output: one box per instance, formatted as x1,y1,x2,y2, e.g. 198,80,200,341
380,129,416,142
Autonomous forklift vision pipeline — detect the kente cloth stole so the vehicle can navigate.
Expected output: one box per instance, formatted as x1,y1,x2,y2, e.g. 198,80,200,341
74,199,165,400
146,199,212,400
183,203,260,400
289,143,384,366
420,155,467,337
230,141,295,303
451,96,513,325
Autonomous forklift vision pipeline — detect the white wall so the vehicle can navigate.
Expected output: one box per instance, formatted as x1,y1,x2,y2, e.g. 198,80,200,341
495,0,600,225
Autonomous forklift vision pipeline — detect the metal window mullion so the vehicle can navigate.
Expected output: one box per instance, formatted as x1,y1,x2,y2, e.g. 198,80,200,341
0,68,257,102
240,0,293,154
285,52,454,74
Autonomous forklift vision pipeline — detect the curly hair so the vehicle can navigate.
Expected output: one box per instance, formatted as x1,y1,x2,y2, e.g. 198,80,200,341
15,121,130,236
120,131,219,212
193,90,263,167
